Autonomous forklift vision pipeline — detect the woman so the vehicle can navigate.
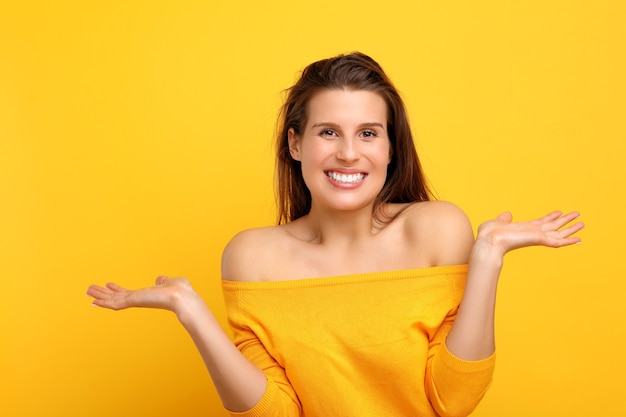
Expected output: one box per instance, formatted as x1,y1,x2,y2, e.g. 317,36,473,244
87,52,583,417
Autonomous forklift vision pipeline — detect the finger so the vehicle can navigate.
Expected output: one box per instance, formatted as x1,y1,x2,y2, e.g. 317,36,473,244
86,285,114,299
547,235,582,247
545,211,581,231
155,276,169,285
86,285,102,297
558,211,581,227
105,282,128,292
90,298,109,308
532,211,562,225
554,220,585,238
90,297,124,310
496,212,513,223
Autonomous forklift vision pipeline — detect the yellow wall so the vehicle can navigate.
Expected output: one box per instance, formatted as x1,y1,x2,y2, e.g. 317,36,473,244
1,1,624,416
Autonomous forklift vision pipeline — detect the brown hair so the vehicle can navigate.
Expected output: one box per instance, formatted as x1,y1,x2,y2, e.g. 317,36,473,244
275,52,431,224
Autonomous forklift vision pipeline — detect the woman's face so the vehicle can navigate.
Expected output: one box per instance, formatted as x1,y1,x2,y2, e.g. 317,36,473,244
288,89,391,214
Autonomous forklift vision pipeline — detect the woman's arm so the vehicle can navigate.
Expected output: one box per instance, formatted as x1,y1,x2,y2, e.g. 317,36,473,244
86,277,267,412
445,211,584,360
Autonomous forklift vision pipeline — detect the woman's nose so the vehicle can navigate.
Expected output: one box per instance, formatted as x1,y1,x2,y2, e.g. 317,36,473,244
336,138,359,162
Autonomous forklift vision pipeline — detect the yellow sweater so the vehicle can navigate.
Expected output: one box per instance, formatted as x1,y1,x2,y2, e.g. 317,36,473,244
222,264,495,417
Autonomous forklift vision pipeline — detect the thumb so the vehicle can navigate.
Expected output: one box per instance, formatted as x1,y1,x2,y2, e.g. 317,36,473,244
155,276,169,285
496,212,513,223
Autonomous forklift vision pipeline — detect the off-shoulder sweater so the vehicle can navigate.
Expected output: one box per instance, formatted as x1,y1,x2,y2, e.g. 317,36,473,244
221,264,495,417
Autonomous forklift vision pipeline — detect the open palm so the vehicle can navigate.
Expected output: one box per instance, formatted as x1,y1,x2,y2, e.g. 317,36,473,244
476,211,584,257
86,276,192,312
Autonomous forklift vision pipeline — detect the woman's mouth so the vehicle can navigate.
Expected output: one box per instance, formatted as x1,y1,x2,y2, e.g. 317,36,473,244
326,171,366,184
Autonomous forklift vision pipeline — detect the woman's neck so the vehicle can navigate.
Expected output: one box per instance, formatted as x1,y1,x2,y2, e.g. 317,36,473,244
300,204,382,246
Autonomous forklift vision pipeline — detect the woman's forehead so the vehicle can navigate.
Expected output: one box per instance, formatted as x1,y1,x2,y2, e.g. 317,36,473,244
306,90,388,126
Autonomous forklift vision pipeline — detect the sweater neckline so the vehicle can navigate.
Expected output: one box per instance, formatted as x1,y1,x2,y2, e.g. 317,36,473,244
221,264,468,291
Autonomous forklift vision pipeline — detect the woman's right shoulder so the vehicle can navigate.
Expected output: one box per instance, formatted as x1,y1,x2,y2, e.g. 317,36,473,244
221,226,287,282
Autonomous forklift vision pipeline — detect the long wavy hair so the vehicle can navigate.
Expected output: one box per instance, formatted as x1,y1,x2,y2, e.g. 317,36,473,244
275,52,431,225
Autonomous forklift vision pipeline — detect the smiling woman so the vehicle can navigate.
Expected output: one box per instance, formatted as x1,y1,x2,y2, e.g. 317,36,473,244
275,53,430,226
287,90,392,214
87,52,584,417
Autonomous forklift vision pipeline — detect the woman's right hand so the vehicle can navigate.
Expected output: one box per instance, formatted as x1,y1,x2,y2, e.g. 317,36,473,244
86,276,193,314
87,276,270,412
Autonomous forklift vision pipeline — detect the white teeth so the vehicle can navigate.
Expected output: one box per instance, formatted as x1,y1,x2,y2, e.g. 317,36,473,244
327,172,365,184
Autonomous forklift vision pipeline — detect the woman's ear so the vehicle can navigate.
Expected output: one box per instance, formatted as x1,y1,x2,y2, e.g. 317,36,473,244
288,128,301,161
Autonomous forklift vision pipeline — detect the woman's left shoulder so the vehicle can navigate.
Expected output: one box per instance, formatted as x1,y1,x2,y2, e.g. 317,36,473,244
401,201,475,265
402,200,471,227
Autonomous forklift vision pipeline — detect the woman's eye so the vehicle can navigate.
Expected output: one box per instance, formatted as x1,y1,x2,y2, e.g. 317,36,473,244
320,129,337,137
361,130,377,138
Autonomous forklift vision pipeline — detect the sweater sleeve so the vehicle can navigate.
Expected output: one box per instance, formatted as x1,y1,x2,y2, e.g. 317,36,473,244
225,313,302,417
424,307,495,417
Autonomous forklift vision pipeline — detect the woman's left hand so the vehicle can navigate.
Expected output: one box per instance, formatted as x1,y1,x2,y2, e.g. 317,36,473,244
474,211,584,258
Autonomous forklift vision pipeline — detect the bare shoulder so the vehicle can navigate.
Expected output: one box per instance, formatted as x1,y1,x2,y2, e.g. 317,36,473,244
221,226,286,282
403,200,472,229
402,201,475,266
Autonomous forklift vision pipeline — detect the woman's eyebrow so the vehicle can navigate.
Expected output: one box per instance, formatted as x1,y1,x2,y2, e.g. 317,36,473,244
310,122,384,128
311,122,340,128
359,122,385,129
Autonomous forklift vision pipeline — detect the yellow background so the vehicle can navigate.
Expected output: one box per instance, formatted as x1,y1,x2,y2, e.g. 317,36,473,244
1,1,624,416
